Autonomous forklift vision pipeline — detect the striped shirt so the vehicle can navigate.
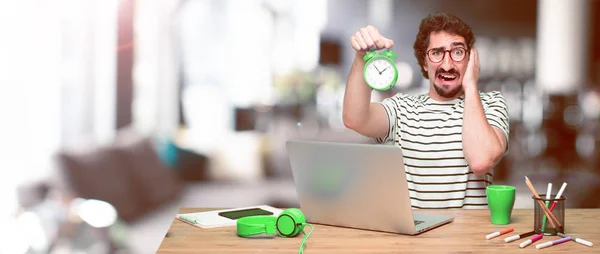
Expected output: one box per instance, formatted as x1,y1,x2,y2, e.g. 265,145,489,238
375,91,509,209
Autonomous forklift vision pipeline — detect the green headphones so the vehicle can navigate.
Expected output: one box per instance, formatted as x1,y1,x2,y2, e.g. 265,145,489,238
237,208,313,253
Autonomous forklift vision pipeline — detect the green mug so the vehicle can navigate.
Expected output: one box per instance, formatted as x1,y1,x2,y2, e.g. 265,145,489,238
486,185,516,225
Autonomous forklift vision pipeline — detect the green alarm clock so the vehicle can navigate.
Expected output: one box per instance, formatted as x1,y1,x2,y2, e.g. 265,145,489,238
363,49,398,91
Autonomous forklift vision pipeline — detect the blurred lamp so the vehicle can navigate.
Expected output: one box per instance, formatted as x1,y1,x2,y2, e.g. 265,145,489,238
522,88,543,131
581,92,600,119
536,0,589,94
476,36,495,79
576,133,595,158
77,199,117,228
563,105,583,127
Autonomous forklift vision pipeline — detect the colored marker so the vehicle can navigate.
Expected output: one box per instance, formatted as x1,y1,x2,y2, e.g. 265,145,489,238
536,237,571,249
525,176,560,230
519,234,543,248
548,182,568,212
558,233,594,247
486,227,514,239
504,230,536,242
539,182,568,230
178,215,198,224
541,183,552,232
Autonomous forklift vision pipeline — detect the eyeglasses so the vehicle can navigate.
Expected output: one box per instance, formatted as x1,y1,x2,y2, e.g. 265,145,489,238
426,47,467,63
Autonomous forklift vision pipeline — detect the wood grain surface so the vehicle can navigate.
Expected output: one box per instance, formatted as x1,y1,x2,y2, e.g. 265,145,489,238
157,208,599,253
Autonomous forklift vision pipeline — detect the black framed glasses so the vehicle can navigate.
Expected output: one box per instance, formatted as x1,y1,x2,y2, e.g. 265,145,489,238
426,47,467,63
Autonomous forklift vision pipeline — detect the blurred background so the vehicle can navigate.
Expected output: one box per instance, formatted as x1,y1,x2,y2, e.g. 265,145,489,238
1,0,599,253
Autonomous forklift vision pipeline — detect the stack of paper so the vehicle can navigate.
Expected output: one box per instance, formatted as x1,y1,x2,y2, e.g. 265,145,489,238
175,205,283,229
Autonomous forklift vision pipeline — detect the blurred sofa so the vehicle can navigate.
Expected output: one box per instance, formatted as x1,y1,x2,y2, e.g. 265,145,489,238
54,132,186,223
29,129,212,253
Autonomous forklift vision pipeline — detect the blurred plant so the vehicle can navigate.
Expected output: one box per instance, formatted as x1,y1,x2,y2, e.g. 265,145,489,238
273,69,316,105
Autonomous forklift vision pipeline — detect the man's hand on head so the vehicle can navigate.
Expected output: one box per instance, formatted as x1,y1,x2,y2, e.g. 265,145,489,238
462,47,480,92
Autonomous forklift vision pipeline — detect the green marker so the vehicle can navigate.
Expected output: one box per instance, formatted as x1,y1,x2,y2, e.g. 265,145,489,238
179,215,198,224
541,183,552,233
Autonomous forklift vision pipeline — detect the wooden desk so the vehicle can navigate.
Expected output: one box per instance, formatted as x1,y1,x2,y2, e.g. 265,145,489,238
157,208,599,253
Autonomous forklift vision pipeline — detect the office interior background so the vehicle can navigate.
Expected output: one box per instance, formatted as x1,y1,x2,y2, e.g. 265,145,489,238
1,0,599,253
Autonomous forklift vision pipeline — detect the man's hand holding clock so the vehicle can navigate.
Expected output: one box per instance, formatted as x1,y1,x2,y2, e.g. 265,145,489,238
350,25,399,91
350,25,394,54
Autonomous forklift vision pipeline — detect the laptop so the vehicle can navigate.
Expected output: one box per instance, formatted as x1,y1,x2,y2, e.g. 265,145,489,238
285,140,454,235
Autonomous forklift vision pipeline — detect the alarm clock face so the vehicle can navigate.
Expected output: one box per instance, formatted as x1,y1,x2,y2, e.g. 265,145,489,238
365,58,396,90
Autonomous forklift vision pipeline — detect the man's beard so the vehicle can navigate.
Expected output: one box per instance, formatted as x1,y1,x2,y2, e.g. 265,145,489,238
433,67,463,98
434,83,463,98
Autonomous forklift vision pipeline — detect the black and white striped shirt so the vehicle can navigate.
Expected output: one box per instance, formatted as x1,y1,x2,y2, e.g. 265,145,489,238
376,91,509,209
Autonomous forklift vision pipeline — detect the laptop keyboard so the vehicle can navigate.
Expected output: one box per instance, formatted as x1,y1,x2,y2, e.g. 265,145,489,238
414,220,425,226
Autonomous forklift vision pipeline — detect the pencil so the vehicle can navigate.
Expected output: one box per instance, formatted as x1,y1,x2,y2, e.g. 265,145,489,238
524,176,561,230
525,177,560,229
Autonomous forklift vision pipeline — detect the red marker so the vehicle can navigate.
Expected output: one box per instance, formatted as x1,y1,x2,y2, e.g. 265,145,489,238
486,227,514,239
519,234,543,248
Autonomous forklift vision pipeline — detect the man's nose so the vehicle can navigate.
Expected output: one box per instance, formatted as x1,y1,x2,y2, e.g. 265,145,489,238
440,51,453,70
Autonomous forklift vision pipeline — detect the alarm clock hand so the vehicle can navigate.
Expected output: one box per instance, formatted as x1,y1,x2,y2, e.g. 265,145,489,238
379,67,388,74
374,65,382,74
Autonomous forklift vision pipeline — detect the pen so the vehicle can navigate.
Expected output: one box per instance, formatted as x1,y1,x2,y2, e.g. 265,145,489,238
504,230,536,243
486,227,514,240
536,237,571,249
557,233,594,247
519,233,543,248
178,215,199,224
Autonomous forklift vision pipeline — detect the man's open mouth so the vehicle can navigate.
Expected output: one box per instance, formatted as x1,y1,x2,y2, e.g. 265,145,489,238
437,73,458,81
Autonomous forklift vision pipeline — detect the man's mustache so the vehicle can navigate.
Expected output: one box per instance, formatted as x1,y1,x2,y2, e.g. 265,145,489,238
436,68,460,76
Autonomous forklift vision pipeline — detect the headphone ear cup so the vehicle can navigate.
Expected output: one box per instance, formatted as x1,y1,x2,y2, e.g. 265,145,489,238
276,208,306,237
237,216,277,237
290,208,306,236
289,208,306,224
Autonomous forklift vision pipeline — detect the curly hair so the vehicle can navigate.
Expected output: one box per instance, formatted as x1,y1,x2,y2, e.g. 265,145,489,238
413,12,475,78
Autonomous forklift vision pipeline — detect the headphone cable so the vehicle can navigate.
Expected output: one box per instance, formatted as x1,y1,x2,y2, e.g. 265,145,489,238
298,224,313,254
